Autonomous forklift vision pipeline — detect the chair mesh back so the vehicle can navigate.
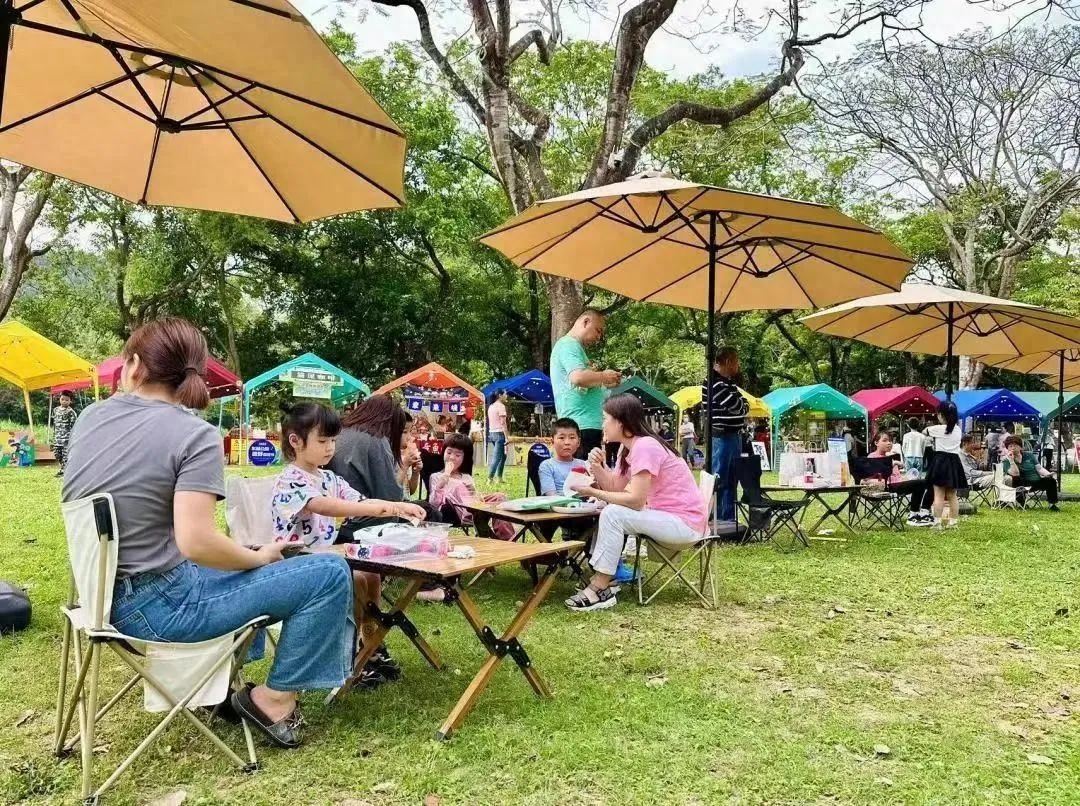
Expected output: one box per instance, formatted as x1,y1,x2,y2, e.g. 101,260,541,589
225,476,277,545
696,472,716,536
526,443,551,495
61,495,119,628
735,454,764,504
852,456,892,483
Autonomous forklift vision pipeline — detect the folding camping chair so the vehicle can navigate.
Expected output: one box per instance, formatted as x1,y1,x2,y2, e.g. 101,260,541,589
991,462,1030,509
524,442,552,497
735,455,809,550
849,457,905,531
54,494,267,804
630,471,724,608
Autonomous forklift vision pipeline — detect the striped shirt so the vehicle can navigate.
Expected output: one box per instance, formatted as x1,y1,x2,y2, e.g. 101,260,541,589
701,375,748,436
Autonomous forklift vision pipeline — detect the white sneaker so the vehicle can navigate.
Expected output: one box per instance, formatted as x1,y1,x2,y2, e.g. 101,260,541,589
907,514,933,528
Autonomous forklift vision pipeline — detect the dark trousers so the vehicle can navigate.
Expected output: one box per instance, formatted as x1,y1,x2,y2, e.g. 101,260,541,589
1024,476,1058,505
887,479,932,512
53,442,69,471
711,432,741,522
578,428,603,460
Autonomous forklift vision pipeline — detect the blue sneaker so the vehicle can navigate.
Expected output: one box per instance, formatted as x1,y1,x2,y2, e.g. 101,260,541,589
613,561,638,584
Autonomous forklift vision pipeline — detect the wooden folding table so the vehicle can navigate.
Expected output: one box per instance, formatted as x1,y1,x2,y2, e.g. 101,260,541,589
315,536,585,740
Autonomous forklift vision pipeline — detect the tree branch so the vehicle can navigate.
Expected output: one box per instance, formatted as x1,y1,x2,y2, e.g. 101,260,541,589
508,29,552,63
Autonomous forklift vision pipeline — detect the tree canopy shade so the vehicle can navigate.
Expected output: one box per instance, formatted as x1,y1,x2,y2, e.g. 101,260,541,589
933,389,1040,421
50,354,240,398
611,375,676,413
482,370,553,406
1010,392,1080,427
374,362,483,403
851,387,939,422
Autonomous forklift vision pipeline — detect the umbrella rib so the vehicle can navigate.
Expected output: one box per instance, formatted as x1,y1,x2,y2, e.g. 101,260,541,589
583,228,750,286
139,64,175,205
96,92,158,125
185,66,304,222
0,60,161,134
14,19,406,138
226,0,306,20
778,257,820,309
106,48,164,119
184,114,267,130
506,197,623,266
234,90,404,206
176,80,257,125
791,245,910,292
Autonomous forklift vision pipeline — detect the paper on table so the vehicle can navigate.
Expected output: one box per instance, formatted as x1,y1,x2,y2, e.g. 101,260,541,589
563,469,596,497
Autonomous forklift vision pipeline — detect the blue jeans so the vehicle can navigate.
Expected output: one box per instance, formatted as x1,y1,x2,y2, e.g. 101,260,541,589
488,432,507,480
110,555,355,692
711,433,741,522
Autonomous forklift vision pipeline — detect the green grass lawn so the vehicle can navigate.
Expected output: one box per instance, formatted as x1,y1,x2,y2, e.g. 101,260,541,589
2,464,1080,805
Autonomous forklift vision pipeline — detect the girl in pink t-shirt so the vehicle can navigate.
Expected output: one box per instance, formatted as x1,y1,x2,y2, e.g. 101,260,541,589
566,394,707,612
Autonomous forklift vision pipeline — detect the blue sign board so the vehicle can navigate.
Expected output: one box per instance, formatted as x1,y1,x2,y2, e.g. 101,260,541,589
248,439,278,467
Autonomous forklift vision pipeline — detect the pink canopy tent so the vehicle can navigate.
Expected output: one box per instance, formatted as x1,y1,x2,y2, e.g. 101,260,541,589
51,355,242,399
851,386,939,423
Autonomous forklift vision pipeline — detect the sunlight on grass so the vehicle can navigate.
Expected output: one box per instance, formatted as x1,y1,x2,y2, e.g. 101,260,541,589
1,464,1079,804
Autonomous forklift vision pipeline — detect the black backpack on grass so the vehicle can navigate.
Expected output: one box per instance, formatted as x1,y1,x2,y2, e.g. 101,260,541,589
0,581,31,633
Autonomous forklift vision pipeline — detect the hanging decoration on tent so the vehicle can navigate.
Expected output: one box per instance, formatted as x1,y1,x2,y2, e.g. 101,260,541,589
279,367,342,400
449,402,463,414
406,398,424,412
429,401,444,413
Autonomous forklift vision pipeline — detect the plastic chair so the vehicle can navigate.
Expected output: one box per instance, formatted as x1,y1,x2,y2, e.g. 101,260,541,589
630,471,726,608
524,443,552,496
991,462,1028,509
54,494,268,804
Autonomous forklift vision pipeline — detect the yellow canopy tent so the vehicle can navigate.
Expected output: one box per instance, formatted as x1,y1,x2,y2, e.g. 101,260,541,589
670,385,770,419
0,321,97,428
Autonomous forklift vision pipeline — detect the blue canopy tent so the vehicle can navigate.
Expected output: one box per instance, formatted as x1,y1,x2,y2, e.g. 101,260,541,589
762,384,868,466
240,353,370,464
482,369,553,406
933,388,1040,423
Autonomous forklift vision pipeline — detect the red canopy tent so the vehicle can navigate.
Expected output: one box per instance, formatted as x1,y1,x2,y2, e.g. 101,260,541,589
51,354,242,399
851,386,939,423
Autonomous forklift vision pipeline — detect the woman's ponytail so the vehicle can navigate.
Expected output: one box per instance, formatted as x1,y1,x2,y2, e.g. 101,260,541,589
122,317,211,410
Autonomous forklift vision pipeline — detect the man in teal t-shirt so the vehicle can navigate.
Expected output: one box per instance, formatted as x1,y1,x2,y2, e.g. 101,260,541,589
550,309,622,458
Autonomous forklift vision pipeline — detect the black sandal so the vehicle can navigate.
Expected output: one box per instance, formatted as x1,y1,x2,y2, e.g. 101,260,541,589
230,684,304,749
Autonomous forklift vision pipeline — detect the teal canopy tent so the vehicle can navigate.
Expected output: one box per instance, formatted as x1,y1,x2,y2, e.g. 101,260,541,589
762,384,868,466
240,353,370,461
1011,391,1080,429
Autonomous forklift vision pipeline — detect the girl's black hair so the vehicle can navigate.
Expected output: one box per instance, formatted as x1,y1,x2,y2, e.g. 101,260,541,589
280,401,341,461
443,432,474,475
602,393,678,473
937,400,959,435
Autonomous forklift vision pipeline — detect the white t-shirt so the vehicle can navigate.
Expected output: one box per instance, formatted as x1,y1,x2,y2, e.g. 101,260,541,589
902,430,927,459
925,424,962,455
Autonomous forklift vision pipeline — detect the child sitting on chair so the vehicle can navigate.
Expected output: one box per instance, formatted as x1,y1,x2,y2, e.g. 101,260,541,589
429,433,517,540
271,402,427,689
538,418,589,496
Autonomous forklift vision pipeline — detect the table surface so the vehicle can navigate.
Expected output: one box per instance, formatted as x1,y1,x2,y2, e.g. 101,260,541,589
761,484,861,494
463,500,602,525
311,535,586,579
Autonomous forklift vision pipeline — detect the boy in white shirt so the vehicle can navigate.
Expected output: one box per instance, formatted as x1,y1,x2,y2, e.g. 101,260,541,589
901,418,928,473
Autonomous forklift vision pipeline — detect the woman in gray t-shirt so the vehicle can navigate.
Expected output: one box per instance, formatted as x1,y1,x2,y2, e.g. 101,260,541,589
62,318,352,750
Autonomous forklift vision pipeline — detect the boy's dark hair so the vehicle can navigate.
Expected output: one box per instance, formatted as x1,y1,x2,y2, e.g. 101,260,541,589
58,390,74,400
907,417,920,430
280,402,341,461
552,417,580,435
443,432,474,475
960,433,977,447
1003,435,1024,449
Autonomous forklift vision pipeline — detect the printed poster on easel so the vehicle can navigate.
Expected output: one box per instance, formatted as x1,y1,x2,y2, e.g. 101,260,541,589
751,441,770,471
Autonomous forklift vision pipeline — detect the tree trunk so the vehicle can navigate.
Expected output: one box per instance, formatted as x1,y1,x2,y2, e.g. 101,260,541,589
547,276,583,353
0,169,55,321
958,355,983,389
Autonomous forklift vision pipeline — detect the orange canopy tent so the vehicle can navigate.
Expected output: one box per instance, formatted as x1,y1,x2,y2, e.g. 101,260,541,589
373,362,483,402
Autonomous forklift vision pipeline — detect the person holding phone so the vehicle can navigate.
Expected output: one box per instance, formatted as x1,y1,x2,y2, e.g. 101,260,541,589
550,309,623,459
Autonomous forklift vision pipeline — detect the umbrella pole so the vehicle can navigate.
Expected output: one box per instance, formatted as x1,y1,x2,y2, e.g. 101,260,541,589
1058,350,1065,487
705,212,717,473
945,303,955,400
0,1,11,124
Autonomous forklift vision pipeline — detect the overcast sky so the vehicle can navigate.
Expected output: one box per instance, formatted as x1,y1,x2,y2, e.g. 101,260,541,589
294,0,1043,80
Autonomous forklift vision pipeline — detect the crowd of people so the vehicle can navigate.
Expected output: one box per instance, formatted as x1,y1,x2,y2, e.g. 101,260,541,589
54,310,1073,752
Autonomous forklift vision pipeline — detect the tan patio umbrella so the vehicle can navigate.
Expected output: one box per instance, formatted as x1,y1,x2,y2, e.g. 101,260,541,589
481,172,910,466
977,348,1080,481
800,284,1080,398
0,0,405,221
